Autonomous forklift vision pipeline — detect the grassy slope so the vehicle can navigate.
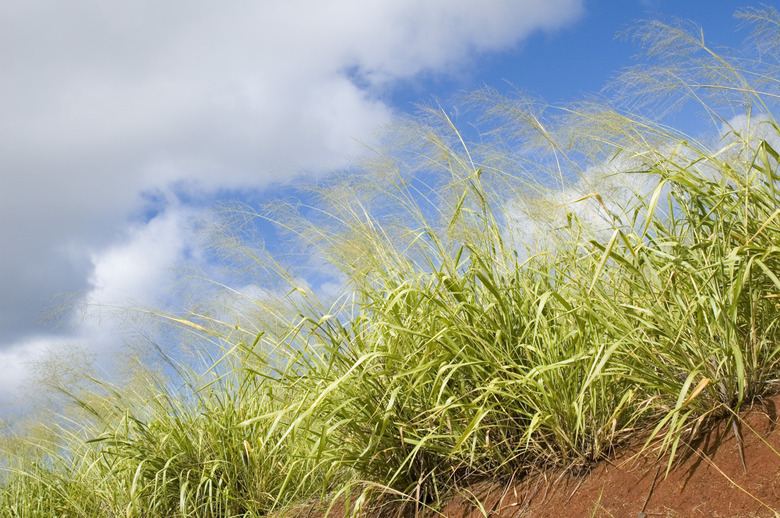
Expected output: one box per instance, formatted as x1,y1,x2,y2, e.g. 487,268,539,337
3,6,780,517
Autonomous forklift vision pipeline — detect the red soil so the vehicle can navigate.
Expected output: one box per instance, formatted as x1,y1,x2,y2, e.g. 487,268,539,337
440,395,780,518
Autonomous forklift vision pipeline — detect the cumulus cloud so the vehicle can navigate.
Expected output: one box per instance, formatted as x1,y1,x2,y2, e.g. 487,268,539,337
0,0,584,405
0,207,197,404
0,336,64,404
85,208,193,310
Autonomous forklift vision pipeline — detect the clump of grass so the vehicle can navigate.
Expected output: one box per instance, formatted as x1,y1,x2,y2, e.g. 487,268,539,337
3,6,780,517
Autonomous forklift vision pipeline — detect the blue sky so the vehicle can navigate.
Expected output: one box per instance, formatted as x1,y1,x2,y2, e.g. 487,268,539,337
0,0,762,404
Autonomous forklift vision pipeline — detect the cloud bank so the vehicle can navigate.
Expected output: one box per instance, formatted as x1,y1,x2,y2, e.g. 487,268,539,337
0,0,584,400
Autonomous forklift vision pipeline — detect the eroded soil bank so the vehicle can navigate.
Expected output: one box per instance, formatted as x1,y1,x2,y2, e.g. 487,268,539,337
439,394,780,518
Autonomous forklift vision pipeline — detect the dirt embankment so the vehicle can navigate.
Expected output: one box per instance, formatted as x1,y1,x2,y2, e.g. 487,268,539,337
440,395,780,518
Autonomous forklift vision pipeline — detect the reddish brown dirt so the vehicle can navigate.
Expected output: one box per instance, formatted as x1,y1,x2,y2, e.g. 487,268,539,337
440,395,780,518
290,395,780,518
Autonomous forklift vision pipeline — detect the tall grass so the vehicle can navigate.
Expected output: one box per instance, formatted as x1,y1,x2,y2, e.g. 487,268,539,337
3,6,780,516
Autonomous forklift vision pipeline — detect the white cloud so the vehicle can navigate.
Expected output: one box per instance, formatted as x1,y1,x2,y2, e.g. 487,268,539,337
0,0,585,406
85,208,192,309
505,157,663,255
506,111,780,255
0,207,198,405
0,337,59,403
719,113,780,150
